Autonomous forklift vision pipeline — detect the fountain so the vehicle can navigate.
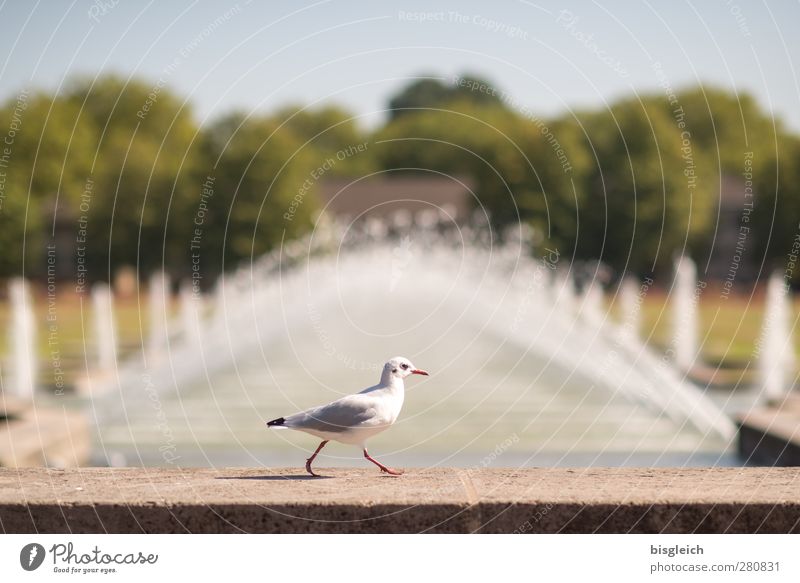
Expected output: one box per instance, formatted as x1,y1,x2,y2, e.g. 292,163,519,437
672,256,700,371
5,278,37,398
74,283,118,396
179,282,202,350
758,271,796,400
90,215,737,459
1,279,91,466
618,276,643,345
553,268,577,314
146,272,170,365
579,280,606,327
91,283,117,372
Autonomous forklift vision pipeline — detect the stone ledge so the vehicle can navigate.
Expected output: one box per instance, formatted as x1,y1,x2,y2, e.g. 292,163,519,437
1,467,799,533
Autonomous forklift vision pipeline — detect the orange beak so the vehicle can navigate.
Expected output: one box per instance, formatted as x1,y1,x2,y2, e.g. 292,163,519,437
411,369,429,376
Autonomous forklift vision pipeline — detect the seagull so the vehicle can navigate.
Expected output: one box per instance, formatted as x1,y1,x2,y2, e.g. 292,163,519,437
266,356,428,476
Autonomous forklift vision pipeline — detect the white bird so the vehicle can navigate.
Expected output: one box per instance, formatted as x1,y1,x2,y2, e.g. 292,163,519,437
266,356,428,476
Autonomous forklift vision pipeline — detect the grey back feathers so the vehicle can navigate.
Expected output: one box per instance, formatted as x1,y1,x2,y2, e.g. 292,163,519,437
284,396,377,433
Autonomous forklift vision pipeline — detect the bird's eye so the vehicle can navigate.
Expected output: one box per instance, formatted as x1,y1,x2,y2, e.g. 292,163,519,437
401,363,409,370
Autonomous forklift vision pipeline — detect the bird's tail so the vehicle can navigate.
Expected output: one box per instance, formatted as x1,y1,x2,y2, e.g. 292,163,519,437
266,417,287,429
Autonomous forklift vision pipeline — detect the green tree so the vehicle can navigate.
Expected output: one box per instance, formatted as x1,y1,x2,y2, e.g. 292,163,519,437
387,74,505,120
667,88,777,172
574,100,689,274
0,91,95,276
375,97,590,253
0,183,40,276
274,105,374,176
647,87,790,270
64,75,202,279
199,112,316,275
511,116,592,255
751,134,800,277
376,101,525,222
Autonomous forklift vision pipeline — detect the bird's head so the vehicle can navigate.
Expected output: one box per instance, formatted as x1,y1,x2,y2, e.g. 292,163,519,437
384,356,428,381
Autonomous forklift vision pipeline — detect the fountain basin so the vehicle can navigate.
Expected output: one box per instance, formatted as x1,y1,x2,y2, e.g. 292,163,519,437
738,395,800,466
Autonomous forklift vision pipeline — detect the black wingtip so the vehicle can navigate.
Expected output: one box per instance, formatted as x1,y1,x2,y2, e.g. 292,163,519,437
266,417,286,427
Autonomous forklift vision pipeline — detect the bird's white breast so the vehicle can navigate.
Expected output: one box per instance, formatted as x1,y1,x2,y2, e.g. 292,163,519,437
373,386,404,425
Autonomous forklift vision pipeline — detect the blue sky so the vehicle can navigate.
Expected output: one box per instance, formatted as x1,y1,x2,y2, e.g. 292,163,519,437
1,0,799,131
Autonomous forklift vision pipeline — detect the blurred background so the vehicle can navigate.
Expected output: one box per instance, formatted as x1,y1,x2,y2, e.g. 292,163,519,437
1,0,799,469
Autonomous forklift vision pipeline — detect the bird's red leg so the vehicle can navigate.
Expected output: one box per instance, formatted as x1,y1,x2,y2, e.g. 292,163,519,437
305,440,329,477
363,448,403,475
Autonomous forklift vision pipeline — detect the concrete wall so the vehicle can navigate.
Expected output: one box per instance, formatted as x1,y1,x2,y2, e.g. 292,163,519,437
1,467,798,533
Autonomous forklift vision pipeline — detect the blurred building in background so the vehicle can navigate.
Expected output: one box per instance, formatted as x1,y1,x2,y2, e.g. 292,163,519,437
318,176,473,224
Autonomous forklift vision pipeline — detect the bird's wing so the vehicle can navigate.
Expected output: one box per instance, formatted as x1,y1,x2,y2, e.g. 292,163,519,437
283,394,378,433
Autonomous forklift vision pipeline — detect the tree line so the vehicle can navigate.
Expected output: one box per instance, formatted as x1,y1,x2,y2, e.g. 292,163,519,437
0,73,798,286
